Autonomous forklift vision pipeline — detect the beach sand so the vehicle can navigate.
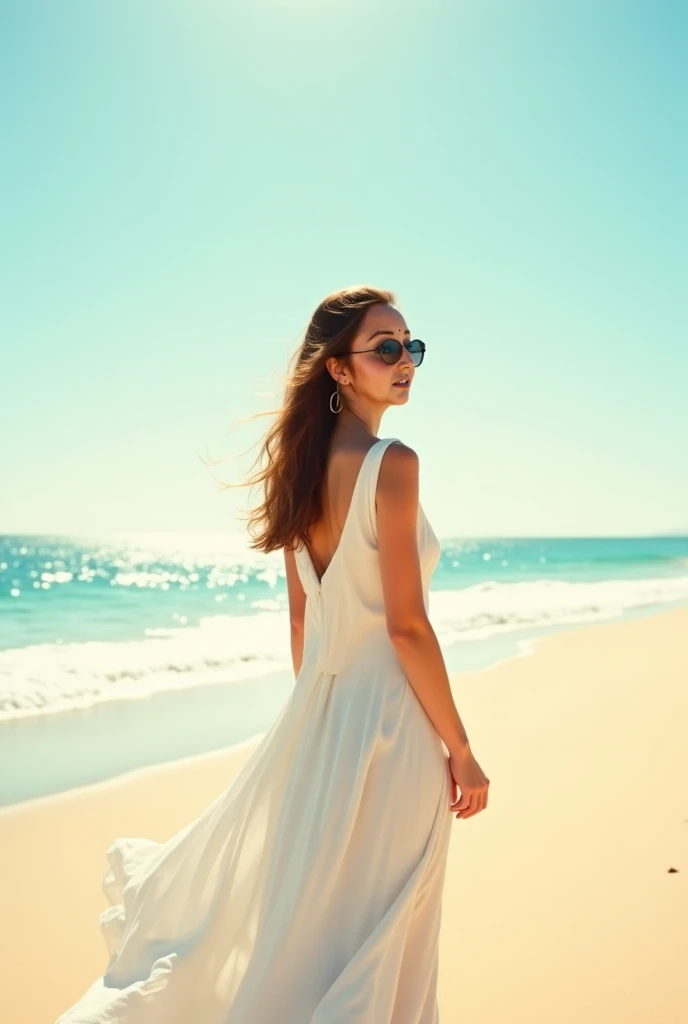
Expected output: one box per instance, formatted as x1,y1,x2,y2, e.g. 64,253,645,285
1,605,686,1023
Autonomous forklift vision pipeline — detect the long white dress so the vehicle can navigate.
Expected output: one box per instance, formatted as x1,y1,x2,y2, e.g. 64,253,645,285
55,436,453,1024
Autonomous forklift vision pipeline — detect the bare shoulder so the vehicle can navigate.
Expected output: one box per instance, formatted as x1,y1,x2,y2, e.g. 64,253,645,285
376,443,425,634
377,441,419,500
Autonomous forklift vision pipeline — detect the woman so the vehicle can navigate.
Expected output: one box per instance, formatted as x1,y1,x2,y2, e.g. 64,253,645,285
56,284,489,1024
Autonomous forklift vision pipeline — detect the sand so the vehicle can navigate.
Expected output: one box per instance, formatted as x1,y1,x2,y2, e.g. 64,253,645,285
1,605,686,1023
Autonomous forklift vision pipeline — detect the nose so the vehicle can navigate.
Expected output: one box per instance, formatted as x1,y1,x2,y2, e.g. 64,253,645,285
397,346,414,372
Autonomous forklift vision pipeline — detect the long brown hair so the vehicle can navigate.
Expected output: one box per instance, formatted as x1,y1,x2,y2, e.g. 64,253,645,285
220,284,395,555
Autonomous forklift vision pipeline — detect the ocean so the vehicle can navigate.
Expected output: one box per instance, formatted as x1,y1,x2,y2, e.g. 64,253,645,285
2,532,687,805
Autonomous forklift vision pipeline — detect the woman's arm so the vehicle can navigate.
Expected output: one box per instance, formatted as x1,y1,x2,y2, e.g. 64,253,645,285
284,547,306,678
376,443,471,758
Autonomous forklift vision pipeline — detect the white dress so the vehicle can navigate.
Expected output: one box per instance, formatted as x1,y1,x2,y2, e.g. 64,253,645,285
56,436,452,1024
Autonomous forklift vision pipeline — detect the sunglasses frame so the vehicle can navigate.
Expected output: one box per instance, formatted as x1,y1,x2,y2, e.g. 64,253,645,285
346,338,426,366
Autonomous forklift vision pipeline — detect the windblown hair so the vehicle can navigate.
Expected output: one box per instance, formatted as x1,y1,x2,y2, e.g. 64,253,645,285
222,284,395,555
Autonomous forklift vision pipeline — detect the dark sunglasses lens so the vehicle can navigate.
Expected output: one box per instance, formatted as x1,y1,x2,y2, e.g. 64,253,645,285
408,339,425,366
379,339,402,364
378,338,426,365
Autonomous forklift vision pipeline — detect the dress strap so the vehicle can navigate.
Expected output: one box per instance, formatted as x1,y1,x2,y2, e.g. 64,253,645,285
362,437,402,541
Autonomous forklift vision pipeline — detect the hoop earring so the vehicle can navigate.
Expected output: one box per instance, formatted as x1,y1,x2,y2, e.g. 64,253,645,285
329,380,342,414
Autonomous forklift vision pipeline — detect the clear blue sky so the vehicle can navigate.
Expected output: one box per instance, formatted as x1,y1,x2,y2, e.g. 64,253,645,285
1,0,686,538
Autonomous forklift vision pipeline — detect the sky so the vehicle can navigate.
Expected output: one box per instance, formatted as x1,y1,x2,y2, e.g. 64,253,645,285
1,0,686,539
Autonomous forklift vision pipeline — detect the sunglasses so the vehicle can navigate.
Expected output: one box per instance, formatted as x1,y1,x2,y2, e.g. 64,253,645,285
347,338,426,366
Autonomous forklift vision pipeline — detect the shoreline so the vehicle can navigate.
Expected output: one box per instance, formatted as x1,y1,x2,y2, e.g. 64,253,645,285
3,598,687,808
3,592,686,727
1,604,687,1022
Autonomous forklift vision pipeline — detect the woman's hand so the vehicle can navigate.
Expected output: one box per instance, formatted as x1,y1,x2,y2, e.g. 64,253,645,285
448,746,490,820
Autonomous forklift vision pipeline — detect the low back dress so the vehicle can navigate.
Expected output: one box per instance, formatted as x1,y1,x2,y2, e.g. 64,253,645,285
56,435,453,1024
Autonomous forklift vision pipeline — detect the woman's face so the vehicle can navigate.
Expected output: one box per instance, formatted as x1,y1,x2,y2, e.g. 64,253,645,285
337,303,416,408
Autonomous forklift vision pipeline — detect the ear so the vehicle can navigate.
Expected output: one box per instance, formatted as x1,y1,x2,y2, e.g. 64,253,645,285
325,355,349,384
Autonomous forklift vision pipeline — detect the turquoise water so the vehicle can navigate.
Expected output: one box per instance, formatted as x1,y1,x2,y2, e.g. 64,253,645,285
2,533,687,805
